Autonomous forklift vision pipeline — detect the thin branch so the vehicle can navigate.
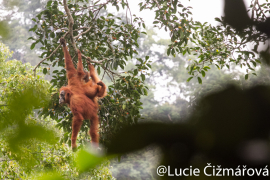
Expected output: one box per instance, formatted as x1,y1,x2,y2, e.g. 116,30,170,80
126,3,129,24
74,26,89,31
125,0,132,25
81,53,109,64
106,38,116,57
73,1,112,13
74,7,101,39
101,69,106,80
63,0,77,50
34,0,112,74
168,114,172,121
256,0,267,19
92,1,110,13
251,0,256,20
74,26,93,39
102,64,121,77
153,0,161,9
105,70,114,83
153,0,167,21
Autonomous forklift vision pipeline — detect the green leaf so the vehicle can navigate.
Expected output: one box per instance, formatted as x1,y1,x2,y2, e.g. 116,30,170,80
29,25,37,32
201,70,205,77
173,0,177,13
215,17,222,22
197,77,202,84
250,61,256,67
183,50,186,55
141,74,145,81
203,66,210,70
120,64,124,69
97,66,101,75
134,69,138,76
43,68,48,74
122,104,126,110
30,43,36,50
46,0,53,7
89,11,94,17
167,48,171,56
187,47,191,54
113,61,118,70
50,32,55,38
187,77,193,82
245,74,248,80
108,13,114,17
75,149,105,173
28,37,35,40
143,88,148,96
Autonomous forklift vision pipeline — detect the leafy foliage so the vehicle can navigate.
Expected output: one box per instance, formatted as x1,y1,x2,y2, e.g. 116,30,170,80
30,0,150,146
0,42,114,179
0,43,56,160
138,0,270,83
2,0,270,178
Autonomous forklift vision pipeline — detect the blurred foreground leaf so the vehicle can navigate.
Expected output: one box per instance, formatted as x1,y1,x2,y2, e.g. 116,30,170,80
35,172,67,180
260,48,270,65
75,149,106,173
107,123,193,155
107,85,270,179
0,85,57,166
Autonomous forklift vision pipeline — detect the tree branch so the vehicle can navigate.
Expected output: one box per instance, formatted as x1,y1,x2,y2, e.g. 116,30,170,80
73,1,112,13
81,53,110,64
74,26,93,39
125,0,132,25
74,6,101,39
153,0,161,9
34,0,113,75
63,0,77,50
153,0,166,21
255,0,267,19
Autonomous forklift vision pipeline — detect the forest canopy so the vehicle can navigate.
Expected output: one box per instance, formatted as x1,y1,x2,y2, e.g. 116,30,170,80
1,0,270,179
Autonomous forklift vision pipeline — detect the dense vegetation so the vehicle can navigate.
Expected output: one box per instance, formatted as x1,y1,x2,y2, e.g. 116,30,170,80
1,0,270,179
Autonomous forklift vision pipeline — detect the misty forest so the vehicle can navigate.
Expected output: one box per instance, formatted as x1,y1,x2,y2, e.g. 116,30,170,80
1,0,270,179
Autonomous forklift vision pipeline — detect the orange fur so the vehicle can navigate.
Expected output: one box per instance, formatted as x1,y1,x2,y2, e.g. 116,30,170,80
59,38,105,150
77,50,107,101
